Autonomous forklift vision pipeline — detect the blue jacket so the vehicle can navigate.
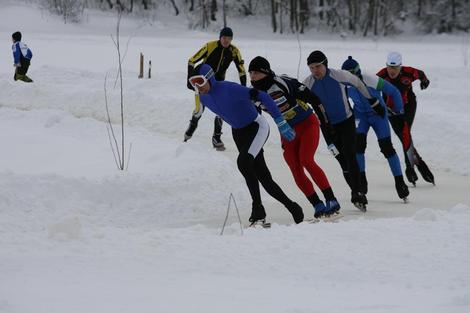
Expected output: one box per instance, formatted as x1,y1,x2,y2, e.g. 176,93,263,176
198,64,282,129
303,68,373,124
347,73,404,115
12,41,33,64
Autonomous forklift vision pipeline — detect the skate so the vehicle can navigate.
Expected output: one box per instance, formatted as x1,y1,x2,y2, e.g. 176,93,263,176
359,172,368,195
394,175,410,202
313,201,327,219
325,198,341,214
351,192,367,212
405,167,418,187
248,218,271,228
212,134,225,151
286,202,304,224
184,119,198,142
416,160,435,185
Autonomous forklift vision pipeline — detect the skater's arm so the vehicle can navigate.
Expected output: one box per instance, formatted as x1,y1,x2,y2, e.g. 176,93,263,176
381,80,404,114
232,46,247,86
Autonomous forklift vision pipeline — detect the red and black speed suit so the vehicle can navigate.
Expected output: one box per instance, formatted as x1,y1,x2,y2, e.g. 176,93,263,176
377,66,434,184
251,74,338,207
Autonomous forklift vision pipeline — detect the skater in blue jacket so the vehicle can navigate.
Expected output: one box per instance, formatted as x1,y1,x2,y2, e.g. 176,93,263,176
303,50,381,212
11,31,33,83
188,64,304,226
341,56,409,201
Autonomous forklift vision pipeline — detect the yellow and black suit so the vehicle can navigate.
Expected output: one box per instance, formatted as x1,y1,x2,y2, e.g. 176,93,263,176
185,40,246,148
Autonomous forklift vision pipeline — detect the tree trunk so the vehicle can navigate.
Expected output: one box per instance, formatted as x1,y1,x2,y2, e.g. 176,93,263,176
210,0,217,21
271,0,278,32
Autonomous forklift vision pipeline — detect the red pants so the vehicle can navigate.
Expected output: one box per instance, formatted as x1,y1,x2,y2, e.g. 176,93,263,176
282,114,331,197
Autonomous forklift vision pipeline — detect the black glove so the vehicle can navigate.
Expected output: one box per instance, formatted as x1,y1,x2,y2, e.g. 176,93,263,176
368,98,385,118
249,88,258,102
420,78,430,90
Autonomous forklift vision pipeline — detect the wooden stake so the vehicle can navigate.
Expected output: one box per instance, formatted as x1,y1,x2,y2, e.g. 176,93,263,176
138,53,144,79
148,60,152,79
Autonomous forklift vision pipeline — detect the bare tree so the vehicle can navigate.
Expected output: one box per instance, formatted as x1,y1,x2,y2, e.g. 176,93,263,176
104,9,131,170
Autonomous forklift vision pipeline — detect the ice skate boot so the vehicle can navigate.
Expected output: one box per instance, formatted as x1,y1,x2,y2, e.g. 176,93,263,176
351,191,367,212
394,175,410,202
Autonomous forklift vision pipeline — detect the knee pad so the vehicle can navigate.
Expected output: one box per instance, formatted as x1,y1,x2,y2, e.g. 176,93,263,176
378,137,396,158
356,133,367,154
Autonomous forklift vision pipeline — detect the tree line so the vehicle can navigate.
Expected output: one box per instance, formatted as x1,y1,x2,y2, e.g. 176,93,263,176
43,0,470,35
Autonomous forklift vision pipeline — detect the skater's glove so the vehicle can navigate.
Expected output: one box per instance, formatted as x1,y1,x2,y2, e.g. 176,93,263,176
274,116,296,141
327,144,340,157
420,78,430,90
368,98,385,118
249,88,258,102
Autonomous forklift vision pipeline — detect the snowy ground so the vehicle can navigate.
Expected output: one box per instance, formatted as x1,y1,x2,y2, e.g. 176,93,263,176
1,3,469,313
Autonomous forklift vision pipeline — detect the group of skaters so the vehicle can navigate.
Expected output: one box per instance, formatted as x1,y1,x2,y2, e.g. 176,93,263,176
10,29,434,227
184,27,435,227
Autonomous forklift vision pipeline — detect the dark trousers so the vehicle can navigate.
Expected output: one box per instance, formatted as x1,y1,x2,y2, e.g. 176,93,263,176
331,116,361,194
16,57,30,76
232,118,292,220
389,95,421,169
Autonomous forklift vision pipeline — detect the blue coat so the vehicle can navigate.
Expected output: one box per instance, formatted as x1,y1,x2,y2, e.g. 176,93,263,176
347,73,404,115
303,68,373,124
198,64,282,129
12,41,33,64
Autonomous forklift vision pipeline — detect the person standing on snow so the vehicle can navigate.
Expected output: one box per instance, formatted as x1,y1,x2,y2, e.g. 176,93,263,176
303,50,382,212
377,52,434,186
248,56,341,219
188,63,304,226
184,27,247,151
341,56,409,201
11,31,33,83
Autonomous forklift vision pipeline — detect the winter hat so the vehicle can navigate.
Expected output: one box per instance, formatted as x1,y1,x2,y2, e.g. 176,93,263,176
307,50,328,67
341,56,361,76
248,56,273,76
219,27,233,38
12,31,22,42
386,52,402,66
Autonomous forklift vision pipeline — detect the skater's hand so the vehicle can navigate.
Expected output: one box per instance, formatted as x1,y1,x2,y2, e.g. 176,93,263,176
249,88,258,102
275,117,296,141
368,98,385,118
420,78,430,90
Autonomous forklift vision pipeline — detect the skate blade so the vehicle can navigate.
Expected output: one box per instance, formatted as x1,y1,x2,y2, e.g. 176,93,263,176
248,222,271,229
321,212,344,222
402,197,409,203
214,146,226,151
304,217,320,224
354,203,367,212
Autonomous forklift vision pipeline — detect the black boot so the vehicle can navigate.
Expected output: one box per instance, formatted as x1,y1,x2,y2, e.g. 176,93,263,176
351,191,367,212
184,117,199,142
286,202,304,224
394,175,410,200
405,167,418,186
416,160,435,185
212,116,225,151
249,205,266,223
212,133,225,151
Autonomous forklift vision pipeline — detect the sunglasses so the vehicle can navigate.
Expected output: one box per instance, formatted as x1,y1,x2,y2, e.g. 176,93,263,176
189,68,214,88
